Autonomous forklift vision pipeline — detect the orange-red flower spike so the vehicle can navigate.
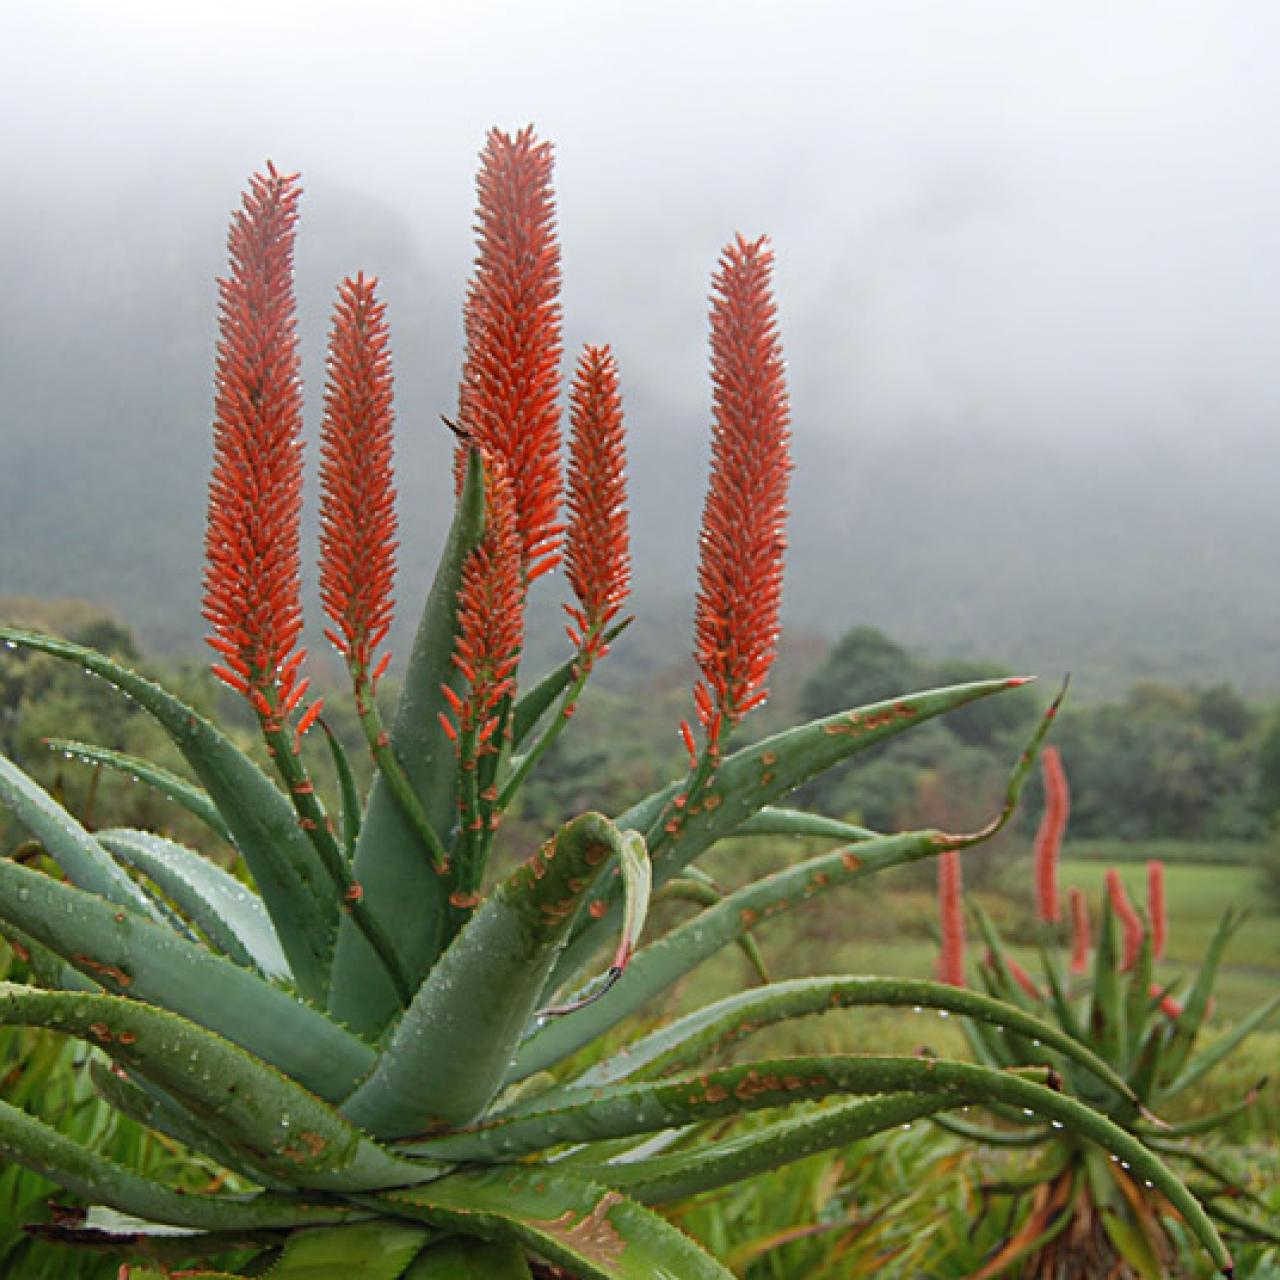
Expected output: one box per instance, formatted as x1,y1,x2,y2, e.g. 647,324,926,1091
456,126,563,583
1033,745,1068,923
443,459,525,753
935,849,966,986
318,272,398,688
691,234,791,755
564,344,630,659
1068,884,1092,974
1106,868,1145,970
202,163,308,721
1147,859,1167,960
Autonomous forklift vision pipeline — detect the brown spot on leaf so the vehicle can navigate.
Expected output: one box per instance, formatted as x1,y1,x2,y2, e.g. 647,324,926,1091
583,841,610,866
530,1192,626,1265
88,1022,112,1043
740,907,759,928
841,852,862,873
449,891,481,909
589,900,608,919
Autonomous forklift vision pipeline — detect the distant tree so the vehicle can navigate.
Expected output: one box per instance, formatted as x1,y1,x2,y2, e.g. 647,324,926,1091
797,626,922,720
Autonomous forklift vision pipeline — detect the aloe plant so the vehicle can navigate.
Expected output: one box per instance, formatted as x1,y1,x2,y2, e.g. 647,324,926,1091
0,129,1236,1279
933,746,1277,1278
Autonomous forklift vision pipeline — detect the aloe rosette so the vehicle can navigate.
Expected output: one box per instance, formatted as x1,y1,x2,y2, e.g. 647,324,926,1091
933,747,1277,1278
0,131,1235,1279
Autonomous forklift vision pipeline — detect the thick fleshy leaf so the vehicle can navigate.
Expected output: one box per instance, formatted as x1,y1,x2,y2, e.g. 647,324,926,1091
266,1222,433,1278
96,828,289,980
546,1063,1232,1272
653,871,769,983
0,982,441,1192
411,1054,1131,1163
341,814,638,1137
0,753,158,918
44,738,234,843
406,1237,533,1279
88,1058,294,1189
1159,991,1280,1102
0,627,335,1001
574,1093,951,1201
550,677,1030,990
0,1093,374,1231
318,719,363,859
512,829,978,1081
1158,908,1245,1088
363,1165,735,1280
328,452,485,1036
732,808,876,841
548,975,1135,1104
0,861,373,1099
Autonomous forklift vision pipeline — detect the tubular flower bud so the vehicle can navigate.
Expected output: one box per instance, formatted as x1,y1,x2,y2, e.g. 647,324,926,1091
318,273,398,688
1033,746,1069,923
691,234,791,755
456,126,563,583
203,163,313,728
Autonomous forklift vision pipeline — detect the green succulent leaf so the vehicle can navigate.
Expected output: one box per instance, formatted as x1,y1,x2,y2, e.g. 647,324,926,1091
0,860,374,1099
406,1237,533,1279
929,1112,1053,1146
96,827,289,980
543,975,1135,1104
573,1093,954,1202
549,1062,1232,1271
0,1091,374,1231
1158,908,1246,1088
653,871,769,983
1159,991,1280,1102
0,982,444,1192
411,1054,1127,1163
732,808,876,841
265,1222,434,1279
1092,896,1125,1066
514,828,1012,1081
552,675,1042,1000
365,1165,736,1280
0,752,159,919
88,1057,294,1190
0,627,336,1001
318,719,363,859
341,813,642,1137
43,738,234,843
328,450,485,1036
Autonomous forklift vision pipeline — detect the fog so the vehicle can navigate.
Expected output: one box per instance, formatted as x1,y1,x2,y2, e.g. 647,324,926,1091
4,1,1280,695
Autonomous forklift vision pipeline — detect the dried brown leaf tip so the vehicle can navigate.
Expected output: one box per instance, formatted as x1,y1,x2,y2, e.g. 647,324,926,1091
203,163,315,730
319,272,398,693
688,233,791,758
457,125,563,583
564,344,630,662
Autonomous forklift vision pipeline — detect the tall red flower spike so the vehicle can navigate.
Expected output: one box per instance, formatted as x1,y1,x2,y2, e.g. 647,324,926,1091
203,163,311,726
456,126,563,583
1002,954,1044,1001
1068,885,1092,974
441,459,525,753
935,848,966,986
318,272,398,692
1105,868,1144,970
1033,745,1069,923
563,344,630,662
1147,859,1167,960
689,233,791,756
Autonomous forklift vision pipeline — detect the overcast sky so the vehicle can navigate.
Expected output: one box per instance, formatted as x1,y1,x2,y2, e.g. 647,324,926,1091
5,1,1280,687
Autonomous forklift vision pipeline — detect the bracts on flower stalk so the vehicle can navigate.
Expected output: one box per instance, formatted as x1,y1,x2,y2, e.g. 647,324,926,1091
0,129,1242,1279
